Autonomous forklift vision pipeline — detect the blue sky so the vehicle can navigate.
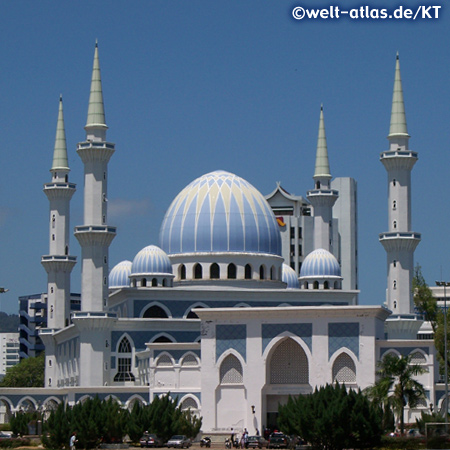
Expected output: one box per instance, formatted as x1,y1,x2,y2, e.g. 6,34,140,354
0,1,449,314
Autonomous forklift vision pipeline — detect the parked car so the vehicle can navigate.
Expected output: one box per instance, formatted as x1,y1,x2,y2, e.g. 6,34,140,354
140,433,165,447
167,435,191,448
268,433,289,449
247,436,269,449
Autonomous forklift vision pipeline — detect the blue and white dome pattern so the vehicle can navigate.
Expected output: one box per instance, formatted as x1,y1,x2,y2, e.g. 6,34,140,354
131,245,173,275
300,248,341,278
160,170,281,256
109,260,132,288
282,264,299,289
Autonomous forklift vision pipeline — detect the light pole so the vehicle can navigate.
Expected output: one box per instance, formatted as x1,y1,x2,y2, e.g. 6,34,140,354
436,280,450,428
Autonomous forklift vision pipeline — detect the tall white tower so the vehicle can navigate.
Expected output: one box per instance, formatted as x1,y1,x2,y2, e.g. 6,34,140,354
307,106,339,252
74,43,116,312
41,97,77,330
379,54,421,319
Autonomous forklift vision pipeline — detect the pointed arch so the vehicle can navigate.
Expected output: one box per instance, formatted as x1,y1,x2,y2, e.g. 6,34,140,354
268,337,309,384
259,265,266,280
194,263,203,279
181,352,199,366
332,352,356,383
141,303,171,318
184,302,208,319
114,334,135,382
155,353,174,367
228,263,237,279
210,263,220,279
220,353,243,384
151,333,176,343
245,264,252,279
409,350,427,364
125,395,147,411
179,395,199,412
179,264,186,280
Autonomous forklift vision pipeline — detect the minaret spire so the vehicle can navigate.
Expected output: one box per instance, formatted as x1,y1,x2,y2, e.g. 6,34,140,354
74,42,116,386
379,54,421,332
314,105,331,180
41,96,77,333
85,41,107,141
388,53,409,140
51,96,69,171
307,106,338,252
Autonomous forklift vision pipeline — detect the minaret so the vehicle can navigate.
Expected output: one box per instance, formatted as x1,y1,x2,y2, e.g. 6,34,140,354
41,96,77,329
74,42,116,312
379,54,421,317
307,106,339,252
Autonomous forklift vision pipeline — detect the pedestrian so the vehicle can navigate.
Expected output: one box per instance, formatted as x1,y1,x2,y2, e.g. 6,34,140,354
70,432,78,450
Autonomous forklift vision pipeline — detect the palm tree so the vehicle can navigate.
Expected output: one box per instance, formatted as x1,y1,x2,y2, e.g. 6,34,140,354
366,353,427,435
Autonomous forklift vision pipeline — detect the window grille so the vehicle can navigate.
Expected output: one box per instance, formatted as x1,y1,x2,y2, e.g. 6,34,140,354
270,339,308,384
410,351,426,364
181,354,198,366
220,354,243,384
181,397,198,410
156,354,173,366
332,353,356,383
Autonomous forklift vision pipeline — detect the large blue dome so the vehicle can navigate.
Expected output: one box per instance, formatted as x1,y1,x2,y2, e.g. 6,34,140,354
160,170,281,255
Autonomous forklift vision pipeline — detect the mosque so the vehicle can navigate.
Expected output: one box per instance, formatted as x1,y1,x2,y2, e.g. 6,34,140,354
0,45,441,434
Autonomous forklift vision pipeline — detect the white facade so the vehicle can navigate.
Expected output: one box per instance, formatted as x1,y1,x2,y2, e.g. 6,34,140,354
0,48,443,433
0,333,20,380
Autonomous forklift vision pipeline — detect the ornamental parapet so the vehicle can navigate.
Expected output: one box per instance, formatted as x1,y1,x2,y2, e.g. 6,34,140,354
72,312,117,331
43,182,76,199
306,189,339,206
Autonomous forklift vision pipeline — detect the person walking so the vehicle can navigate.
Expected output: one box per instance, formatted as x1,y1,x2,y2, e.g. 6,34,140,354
70,432,78,450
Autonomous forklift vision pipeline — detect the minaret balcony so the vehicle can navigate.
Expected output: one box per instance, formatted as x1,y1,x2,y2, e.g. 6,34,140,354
77,141,115,163
41,255,77,272
306,189,339,206
379,231,421,252
43,183,76,199
380,150,418,170
74,225,116,246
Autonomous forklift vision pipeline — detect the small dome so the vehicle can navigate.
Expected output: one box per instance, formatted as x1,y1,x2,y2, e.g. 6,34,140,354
300,248,341,278
282,264,299,289
159,170,281,256
131,245,172,275
109,260,132,288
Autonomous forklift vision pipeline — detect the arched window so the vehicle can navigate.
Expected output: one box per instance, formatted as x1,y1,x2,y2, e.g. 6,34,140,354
194,263,203,279
259,265,266,280
270,266,276,281
316,181,321,189
142,278,147,287
304,282,308,289
245,264,252,280
153,335,174,343
392,200,397,210
156,354,173,367
270,338,308,384
324,281,329,289
210,263,220,279
143,305,168,318
181,354,198,366
393,179,396,186
114,336,135,382
410,351,426,364
220,354,243,384
313,281,319,289
393,260,397,267
179,264,186,280
393,280,397,289
162,278,167,287
228,263,237,279
152,278,157,287
187,306,203,319
180,397,198,411
332,353,356,383
393,221,397,229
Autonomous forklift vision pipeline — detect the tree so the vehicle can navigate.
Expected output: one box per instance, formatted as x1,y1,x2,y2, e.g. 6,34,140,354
366,353,426,435
0,353,45,387
277,383,382,450
413,264,450,379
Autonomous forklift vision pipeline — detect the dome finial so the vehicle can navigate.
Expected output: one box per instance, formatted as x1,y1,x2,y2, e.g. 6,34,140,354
313,105,331,179
51,96,69,171
388,53,409,139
